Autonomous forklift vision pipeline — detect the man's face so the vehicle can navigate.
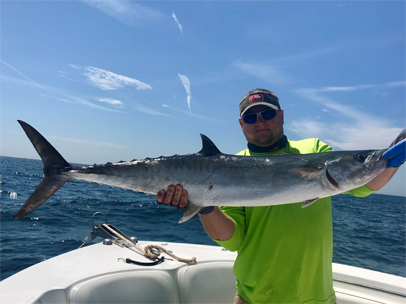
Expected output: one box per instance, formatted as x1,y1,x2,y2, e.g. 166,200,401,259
239,105,284,147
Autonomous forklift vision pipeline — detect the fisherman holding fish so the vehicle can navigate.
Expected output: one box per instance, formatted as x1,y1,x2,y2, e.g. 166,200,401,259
157,89,405,304
14,90,405,303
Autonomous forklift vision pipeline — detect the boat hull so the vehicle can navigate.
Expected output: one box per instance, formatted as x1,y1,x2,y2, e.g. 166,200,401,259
0,242,405,304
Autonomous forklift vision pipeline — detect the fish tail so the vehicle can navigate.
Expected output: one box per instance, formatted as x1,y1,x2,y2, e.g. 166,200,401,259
13,121,72,219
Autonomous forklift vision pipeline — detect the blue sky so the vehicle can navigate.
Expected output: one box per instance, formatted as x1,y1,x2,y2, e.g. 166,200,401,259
1,1,405,196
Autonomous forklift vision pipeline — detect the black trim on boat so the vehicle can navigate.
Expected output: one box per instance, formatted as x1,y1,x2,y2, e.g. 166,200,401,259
118,257,165,266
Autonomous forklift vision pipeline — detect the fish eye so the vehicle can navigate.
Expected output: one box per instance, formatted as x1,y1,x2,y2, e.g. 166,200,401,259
356,153,367,162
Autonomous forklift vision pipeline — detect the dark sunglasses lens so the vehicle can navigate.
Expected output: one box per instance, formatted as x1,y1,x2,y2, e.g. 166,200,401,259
261,110,277,120
243,114,257,124
243,110,277,124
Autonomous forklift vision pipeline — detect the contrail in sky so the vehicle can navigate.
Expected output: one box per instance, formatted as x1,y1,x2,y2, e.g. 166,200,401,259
178,73,191,111
0,60,58,98
172,12,183,35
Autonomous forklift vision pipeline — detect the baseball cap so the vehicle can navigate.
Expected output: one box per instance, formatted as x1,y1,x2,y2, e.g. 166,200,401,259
239,90,280,117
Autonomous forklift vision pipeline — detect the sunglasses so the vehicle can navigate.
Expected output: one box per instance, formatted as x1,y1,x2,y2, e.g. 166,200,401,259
242,109,278,124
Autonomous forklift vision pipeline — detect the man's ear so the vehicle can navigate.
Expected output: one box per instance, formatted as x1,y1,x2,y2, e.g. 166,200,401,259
280,110,284,124
239,117,244,129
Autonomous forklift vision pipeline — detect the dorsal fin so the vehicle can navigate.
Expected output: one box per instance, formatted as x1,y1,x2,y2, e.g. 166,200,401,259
198,134,222,156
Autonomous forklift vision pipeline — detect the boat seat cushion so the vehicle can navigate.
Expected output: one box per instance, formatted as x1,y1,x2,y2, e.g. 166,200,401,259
178,262,236,304
70,271,179,304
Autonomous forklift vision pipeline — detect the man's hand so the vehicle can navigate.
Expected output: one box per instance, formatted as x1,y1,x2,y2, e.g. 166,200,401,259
156,184,188,210
382,129,406,168
156,185,215,215
156,185,234,241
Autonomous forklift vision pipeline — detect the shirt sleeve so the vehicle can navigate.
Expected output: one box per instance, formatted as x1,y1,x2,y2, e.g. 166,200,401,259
343,185,376,197
211,206,246,252
316,139,333,153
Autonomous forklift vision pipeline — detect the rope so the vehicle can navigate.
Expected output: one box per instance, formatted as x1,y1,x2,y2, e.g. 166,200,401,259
144,245,196,264
101,224,196,264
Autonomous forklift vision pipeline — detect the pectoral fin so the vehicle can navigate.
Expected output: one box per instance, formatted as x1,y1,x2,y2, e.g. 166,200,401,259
301,198,319,208
178,200,202,223
290,168,322,181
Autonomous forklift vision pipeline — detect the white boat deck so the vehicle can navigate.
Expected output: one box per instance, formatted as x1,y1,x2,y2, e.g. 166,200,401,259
0,241,405,304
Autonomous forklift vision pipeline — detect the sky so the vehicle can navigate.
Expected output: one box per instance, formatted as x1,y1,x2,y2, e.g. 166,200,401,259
1,1,405,196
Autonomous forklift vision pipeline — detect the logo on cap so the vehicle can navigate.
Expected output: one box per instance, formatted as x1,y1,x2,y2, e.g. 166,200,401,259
249,94,263,103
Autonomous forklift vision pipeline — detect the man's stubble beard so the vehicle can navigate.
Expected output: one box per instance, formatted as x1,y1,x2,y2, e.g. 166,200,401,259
249,129,284,147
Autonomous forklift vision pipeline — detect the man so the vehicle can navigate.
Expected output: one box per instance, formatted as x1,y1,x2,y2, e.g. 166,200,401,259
157,89,402,304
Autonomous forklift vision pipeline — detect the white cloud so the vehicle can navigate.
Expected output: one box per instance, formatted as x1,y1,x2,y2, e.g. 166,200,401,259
290,120,325,137
171,107,212,121
324,126,403,150
66,95,123,112
69,64,81,69
318,84,376,92
47,135,127,149
233,37,404,88
163,103,211,120
97,97,124,108
84,66,152,90
289,117,402,150
178,74,192,111
58,70,77,82
233,60,293,86
291,84,404,150
274,46,341,64
384,80,406,88
172,12,183,35
84,0,165,27
1,60,59,99
0,74,62,95
134,103,178,118
245,26,289,41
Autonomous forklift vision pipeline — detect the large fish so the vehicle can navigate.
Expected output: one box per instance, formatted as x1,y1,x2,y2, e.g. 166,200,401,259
14,120,403,223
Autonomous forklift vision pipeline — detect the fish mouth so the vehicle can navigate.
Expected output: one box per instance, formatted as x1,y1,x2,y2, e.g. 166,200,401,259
326,169,340,189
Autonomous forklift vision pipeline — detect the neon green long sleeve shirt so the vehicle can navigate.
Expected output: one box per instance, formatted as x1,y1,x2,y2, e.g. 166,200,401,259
213,138,375,304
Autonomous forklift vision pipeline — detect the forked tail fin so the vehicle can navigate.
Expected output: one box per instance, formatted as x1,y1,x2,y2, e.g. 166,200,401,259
13,175,71,219
13,121,72,219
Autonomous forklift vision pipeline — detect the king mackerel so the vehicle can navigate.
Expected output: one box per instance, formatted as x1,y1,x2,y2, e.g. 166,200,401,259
13,120,403,223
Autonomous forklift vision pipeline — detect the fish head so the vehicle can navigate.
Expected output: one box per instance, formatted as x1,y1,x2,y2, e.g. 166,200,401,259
325,150,388,191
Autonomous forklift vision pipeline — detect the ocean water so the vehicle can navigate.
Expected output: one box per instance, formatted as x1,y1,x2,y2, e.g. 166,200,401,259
0,156,405,281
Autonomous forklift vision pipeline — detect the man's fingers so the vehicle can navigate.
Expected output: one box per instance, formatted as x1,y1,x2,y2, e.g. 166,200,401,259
179,190,188,208
157,185,188,210
163,185,176,205
171,184,183,206
156,189,165,203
